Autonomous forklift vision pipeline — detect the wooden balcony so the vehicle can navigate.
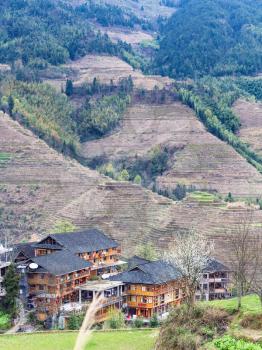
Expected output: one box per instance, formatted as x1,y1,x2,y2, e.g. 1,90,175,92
128,289,155,296
128,301,154,309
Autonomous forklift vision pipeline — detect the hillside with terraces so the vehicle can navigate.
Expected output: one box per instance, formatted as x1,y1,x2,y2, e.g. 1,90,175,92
80,102,262,197
1,111,262,267
44,54,173,92
233,99,262,156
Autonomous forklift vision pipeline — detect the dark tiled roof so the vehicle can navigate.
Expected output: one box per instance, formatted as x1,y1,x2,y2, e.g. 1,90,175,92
127,256,150,269
32,243,62,250
47,229,118,253
31,250,91,276
203,258,230,273
13,243,36,259
110,260,181,285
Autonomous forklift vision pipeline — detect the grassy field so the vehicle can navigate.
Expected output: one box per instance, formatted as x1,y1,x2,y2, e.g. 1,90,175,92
0,152,12,167
188,191,218,203
0,329,158,350
208,294,262,315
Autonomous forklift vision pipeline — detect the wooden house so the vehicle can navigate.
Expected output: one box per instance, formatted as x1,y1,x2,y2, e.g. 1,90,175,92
196,259,231,301
14,229,123,321
110,259,184,319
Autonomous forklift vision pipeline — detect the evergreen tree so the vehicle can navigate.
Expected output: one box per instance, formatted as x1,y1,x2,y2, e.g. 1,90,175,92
65,79,73,97
8,95,14,116
2,264,20,317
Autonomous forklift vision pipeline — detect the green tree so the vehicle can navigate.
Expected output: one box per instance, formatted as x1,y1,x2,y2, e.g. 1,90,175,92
8,95,14,116
2,264,19,317
118,169,129,181
225,192,234,203
136,243,158,261
65,79,73,97
134,174,142,185
50,220,77,233
173,184,187,201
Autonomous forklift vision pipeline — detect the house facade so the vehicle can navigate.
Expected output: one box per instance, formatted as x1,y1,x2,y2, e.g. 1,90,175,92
76,280,126,322
14,229,124,321
110,260,185,319
196,259,231,301
0,245,11,298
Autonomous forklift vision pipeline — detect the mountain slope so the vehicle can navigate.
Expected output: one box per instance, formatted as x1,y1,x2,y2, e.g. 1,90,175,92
80,102,262,197
1,111,262,267
155,0,262,77
233,99,262,156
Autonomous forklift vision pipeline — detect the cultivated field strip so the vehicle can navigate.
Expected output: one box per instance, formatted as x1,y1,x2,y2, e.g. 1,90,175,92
1,112,262,267
44,55,173,91
81,102,262,197
233,99,262,155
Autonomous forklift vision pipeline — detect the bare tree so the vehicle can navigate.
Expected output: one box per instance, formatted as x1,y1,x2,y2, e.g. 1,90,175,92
228,210,261,310
164,230,214,306
252,276,262,308
250,238,262,308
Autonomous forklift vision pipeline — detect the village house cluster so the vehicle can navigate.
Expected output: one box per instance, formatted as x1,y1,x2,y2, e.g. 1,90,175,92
1,229,231,325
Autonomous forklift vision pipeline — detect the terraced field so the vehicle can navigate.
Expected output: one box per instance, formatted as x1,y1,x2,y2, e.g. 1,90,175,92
44,55,173,91
99,27,154,45
233,99,262,155
1,111,262,267
80,102,262,197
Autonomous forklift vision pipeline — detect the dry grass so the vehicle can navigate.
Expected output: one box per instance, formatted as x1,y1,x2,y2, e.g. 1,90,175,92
74,295,104,350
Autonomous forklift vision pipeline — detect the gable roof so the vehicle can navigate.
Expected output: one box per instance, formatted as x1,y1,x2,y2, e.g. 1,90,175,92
37,229,119,254
127,255,150,269
203,258,230,273
14,243,36,260
110,260,181,285
31,250,91,276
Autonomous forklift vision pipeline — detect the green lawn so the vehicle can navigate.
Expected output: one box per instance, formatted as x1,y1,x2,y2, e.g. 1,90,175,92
188,191,218,203
0,329,158,350
0,152,12,167
207,294,262,315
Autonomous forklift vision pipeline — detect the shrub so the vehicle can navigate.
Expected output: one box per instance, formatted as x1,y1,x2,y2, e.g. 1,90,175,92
133,318,144,328
240,314,262,330
214,335,262,350
149,313,159,328
107,310,125,329
67,313,84,330
156,304,230,350
0,312,11,330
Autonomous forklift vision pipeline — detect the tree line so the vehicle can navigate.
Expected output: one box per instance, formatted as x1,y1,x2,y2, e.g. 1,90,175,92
154,0,262,78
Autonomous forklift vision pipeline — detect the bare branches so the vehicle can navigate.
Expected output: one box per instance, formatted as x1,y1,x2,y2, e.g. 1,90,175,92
227,210,262,309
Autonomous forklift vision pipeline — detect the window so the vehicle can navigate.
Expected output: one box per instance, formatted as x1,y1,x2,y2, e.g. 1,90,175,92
40,274,45,279
130,285,136,291
142,286,146,292
131,296,136,302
